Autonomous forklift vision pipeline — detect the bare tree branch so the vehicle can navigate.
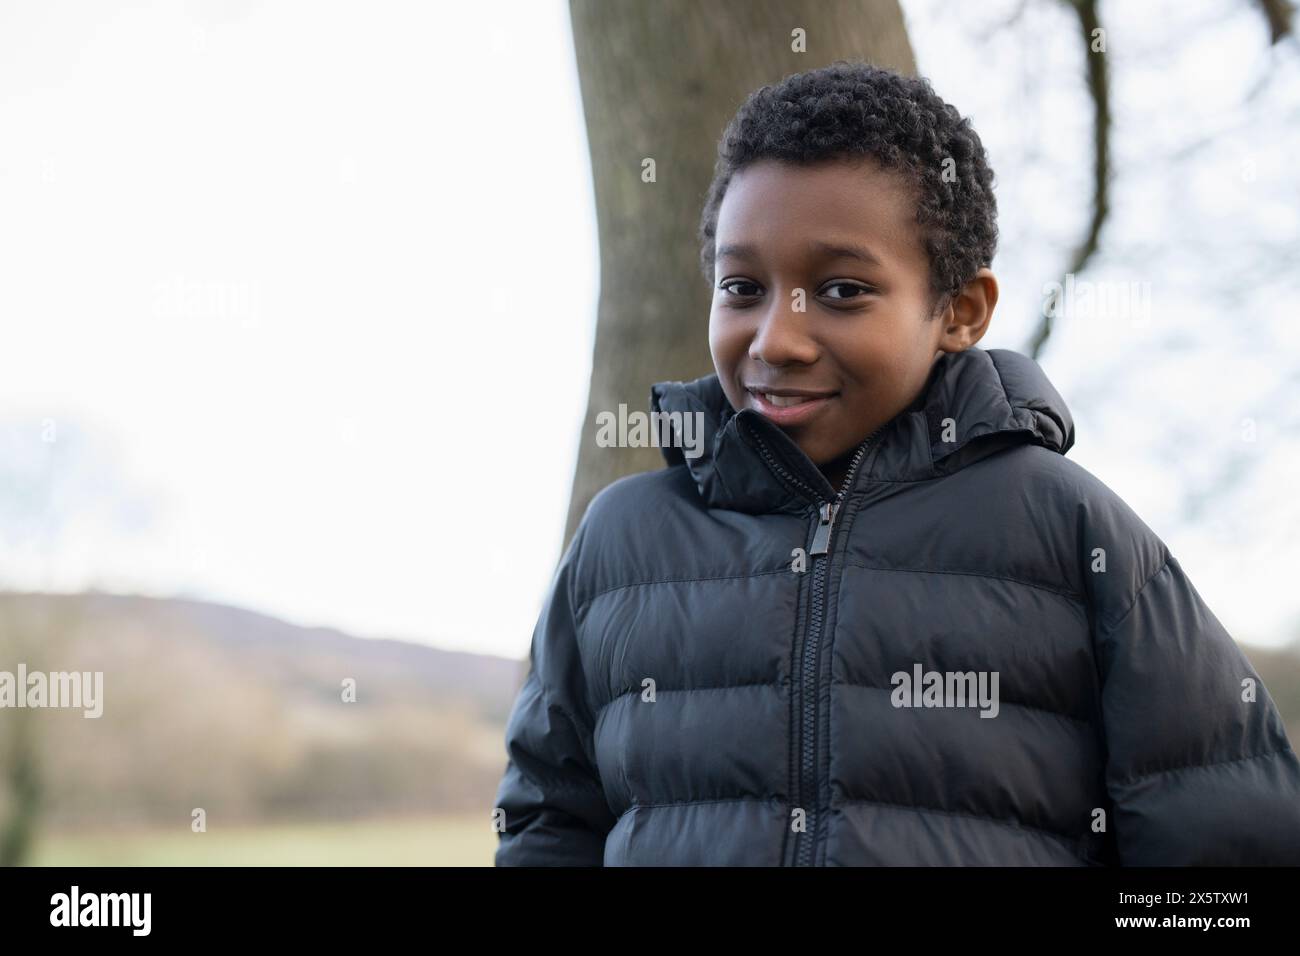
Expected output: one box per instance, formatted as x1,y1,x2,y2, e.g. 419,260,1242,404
1255,0,1295,44
1026,0,1111,360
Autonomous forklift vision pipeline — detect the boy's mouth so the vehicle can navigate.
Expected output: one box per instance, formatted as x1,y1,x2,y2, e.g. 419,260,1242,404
745,386,837,427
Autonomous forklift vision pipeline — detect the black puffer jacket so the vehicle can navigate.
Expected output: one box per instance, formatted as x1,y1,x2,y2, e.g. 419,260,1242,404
494,347,1300,866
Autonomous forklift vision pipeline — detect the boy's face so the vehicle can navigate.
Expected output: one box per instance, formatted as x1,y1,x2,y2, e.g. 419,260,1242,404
708,157,993,483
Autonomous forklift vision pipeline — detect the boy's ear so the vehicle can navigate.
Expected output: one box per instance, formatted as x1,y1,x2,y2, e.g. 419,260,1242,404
936,268,997,352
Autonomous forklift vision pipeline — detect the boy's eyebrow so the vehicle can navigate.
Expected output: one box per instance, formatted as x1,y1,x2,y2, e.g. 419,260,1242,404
811,240,883,267
715,240,883,267
715,242,760,262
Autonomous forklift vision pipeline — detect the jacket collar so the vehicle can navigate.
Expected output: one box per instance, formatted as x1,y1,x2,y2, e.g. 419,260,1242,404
649,347,1075,514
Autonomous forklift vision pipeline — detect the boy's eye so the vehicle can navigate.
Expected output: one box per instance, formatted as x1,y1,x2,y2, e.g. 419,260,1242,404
820,281,874,300
719,279,763,298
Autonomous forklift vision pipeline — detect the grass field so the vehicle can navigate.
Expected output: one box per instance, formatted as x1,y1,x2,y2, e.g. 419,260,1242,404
28,814,496,866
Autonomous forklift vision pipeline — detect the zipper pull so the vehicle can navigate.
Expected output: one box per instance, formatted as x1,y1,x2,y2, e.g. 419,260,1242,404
809,501,838,556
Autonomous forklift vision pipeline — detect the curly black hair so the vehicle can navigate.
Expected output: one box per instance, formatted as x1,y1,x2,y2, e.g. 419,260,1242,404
698,60,998,314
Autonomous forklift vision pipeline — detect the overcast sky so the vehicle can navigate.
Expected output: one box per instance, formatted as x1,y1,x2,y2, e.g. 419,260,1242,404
1,0,1297,660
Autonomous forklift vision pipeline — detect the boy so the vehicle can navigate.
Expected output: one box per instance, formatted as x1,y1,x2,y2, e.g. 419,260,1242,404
494,61,1300,865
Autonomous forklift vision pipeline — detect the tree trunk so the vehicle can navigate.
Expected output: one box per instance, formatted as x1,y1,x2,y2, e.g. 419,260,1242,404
564,0,916,548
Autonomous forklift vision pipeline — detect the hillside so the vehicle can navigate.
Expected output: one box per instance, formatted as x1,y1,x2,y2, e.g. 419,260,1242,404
0,591,527,828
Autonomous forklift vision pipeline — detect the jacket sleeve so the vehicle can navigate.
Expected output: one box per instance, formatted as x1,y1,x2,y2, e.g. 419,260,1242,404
1095,553,1300,864
493,518,616,866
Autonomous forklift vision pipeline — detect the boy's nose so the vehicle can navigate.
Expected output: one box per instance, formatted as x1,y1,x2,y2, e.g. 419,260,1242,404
748,293,820,367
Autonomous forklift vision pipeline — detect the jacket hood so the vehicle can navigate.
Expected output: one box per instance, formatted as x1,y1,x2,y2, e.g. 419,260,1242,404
649,347,1075,514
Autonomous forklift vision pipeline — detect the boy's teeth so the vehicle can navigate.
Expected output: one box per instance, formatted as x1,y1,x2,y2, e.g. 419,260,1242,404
765,393,811,407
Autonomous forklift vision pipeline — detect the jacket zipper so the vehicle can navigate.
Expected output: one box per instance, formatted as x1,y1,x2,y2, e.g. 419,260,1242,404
746,419,883,866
